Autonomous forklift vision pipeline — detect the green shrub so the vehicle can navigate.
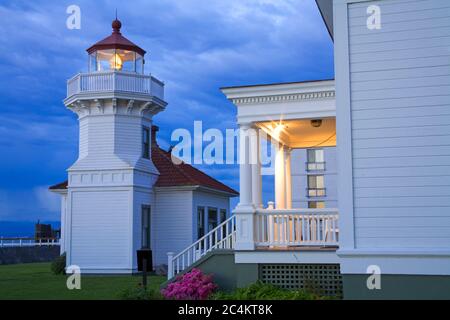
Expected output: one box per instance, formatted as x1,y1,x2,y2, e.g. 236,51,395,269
50,253,66,275
211,281,326,300
118,286,162,300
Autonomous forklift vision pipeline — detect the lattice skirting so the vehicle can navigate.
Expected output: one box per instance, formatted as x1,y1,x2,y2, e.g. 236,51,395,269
259,264,342,297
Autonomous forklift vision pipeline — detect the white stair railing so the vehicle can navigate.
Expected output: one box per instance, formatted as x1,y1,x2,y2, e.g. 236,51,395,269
167,215,236,279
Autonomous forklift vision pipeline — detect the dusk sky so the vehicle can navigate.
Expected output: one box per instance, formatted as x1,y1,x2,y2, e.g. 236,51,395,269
0,0,333,228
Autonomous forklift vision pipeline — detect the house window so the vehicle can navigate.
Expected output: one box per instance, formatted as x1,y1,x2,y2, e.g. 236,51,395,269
141,206,151,249
197,207,205,240
307,149,325,171
308,201,325,209
307,175,326,197
142,127,150,159
207,208,218,232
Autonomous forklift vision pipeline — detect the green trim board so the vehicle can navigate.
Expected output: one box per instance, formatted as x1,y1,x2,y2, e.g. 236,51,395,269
343,274,450,300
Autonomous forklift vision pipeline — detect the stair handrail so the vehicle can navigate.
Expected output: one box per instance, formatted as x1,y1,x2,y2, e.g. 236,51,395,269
167,215,236,279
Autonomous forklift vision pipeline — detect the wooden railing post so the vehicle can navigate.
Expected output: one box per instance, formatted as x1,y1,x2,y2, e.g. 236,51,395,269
167,252,174,280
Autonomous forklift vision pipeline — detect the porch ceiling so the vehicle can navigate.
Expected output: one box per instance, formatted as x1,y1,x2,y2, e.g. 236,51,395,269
258,117,336,148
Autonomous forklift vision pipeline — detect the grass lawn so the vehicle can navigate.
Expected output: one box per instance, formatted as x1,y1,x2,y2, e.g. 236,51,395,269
0,263,166,300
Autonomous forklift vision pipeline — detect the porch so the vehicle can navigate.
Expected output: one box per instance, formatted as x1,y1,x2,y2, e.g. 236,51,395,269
166,209,339,280
223,80,338,252
167,80,338,279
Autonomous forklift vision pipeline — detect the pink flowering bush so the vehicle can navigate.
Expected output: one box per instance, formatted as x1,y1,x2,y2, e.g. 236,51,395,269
162,268,218,300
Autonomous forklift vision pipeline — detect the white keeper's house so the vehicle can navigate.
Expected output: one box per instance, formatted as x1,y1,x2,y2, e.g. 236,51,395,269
163,0,450,299
49,19,238,273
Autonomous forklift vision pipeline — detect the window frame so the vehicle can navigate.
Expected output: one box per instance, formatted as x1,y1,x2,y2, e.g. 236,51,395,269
306,149,325,171
197,207,205,240
142,126,150,159
307,175,326,197
141,205,151,249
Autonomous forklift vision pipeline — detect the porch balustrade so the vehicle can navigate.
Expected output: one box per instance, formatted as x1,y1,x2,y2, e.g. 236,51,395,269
254,208,339,247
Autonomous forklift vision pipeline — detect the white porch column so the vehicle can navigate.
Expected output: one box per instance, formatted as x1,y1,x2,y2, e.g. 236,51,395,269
285,147,292,209
251,127,262,208
234,123,256,250
237,123,253,208
275,142,286,209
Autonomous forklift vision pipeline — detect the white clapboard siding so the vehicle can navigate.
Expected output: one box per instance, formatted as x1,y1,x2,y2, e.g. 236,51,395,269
355,185,450,198
71,113,155,171
353,104,450,120
79,118,89,159
348,0,450,248
349,0,450,26
152,190,193,266
355,206,450,218
114,116,142,158
354,155,450,168
353,126,450,141
71,190,131,269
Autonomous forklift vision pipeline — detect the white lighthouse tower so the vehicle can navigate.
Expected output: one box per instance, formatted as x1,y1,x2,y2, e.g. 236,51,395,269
62,19,166,273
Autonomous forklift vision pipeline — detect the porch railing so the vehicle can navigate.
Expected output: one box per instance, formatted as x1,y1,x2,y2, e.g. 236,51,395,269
67,71,164,100
0,237,60,248
167,216,236,279
255,208,339,247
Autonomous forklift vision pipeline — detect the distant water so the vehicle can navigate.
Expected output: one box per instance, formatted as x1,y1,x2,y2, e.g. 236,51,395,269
0,221,61,237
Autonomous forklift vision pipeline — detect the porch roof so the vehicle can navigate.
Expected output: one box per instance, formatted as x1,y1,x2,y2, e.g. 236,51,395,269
220,78,334,91
221,79,336,146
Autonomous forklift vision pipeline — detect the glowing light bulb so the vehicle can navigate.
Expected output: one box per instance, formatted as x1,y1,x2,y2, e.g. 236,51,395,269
109,53,123,70
273,123,285,137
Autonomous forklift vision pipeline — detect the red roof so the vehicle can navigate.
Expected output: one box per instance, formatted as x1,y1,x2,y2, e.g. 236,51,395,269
151,146,238,195
86,19,146,56
49,132,238,196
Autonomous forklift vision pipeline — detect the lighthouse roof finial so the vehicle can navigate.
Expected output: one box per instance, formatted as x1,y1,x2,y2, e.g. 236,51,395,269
87,13,146,56
112,10,122,34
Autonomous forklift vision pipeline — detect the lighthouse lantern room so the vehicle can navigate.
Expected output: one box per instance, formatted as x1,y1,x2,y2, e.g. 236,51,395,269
86,19,145,73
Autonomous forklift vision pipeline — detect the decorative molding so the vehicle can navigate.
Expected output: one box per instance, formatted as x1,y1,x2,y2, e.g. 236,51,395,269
94,99,104,114
69,100,90,117
69,170,133,187
112,98,118,113
232,90,335,105
139,102,152,116
139,101,165,116
126,100,135,114
66,98,165,120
